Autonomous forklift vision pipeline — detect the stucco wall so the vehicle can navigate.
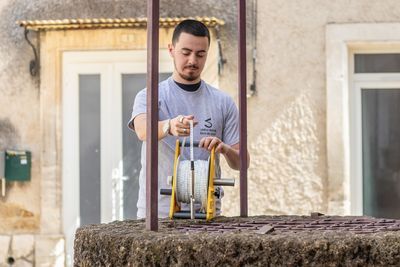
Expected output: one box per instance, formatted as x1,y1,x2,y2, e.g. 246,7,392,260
0,3,41,233
222,0,400,217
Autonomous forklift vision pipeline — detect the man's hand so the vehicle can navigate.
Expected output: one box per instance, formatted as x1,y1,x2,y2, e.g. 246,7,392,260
199,137,250,170
199,136,227,154
131,114,198,141
169,115,198,137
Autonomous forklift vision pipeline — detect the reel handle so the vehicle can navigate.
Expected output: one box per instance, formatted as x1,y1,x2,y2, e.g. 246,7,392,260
179,140,200,148
160,188,172,195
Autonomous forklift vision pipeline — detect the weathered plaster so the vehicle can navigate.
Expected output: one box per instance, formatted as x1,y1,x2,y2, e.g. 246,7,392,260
222,94,325,216
0,119,19,150
240,0,400,216
0,0,42,235
11,235,34,260
0,235,11,264
34,235,64,267
0,234,35,266
0,203,38,233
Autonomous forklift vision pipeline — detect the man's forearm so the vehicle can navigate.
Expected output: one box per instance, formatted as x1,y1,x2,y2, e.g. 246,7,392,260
133,115,169,141
199,138,250,171
222,146,241,170
222,146,251,171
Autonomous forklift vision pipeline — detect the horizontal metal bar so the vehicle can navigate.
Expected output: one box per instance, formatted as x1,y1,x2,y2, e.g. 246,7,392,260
214,179,235,186
173,211,207,219
179,141,200,147
160,188,172,195
160,179,234,198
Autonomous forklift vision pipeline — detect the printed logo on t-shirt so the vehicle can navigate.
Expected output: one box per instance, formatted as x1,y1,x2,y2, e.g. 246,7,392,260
204,118,213,128
200,117,216,136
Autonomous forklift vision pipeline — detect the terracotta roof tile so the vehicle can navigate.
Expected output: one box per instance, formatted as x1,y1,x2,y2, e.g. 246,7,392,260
17,17,224,31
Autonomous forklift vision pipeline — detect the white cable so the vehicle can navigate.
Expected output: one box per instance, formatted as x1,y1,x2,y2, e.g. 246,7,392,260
175,120,209,211
176,160,209,210
189,120,194,162
189,120,195,219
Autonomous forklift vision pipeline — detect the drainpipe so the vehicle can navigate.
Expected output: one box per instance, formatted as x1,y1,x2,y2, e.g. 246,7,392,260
216,25,227,76
249,0,257,96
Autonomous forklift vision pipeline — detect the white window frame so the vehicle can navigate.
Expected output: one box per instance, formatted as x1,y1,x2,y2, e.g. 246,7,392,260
326,23,400,215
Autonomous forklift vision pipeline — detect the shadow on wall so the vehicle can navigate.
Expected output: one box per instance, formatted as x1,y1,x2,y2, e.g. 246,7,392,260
0,118,19,151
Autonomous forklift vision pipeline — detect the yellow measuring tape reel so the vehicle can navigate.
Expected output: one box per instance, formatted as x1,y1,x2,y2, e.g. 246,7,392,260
161,121,234,221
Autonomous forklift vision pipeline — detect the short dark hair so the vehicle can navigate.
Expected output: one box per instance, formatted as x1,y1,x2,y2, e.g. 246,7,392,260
172,19,210,46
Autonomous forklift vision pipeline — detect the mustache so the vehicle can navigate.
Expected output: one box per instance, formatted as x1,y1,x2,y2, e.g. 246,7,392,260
184,64,199,69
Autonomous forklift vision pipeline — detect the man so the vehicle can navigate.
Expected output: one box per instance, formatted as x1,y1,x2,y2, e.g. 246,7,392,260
128,19,249,218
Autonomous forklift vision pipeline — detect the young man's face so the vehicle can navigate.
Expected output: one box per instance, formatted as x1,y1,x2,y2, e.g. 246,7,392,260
169,32,209,83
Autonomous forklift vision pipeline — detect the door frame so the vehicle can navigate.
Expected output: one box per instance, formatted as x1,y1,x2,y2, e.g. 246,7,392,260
61,49,173,263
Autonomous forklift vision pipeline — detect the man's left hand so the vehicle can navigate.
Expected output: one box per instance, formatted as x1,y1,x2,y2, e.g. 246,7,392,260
199,136,227,154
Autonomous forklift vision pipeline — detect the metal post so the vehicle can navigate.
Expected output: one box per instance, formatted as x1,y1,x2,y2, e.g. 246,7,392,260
238,0,248,217
146,0,159,231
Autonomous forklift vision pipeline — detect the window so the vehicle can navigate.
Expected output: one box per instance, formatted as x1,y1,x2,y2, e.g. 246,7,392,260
355,54,400,73
326,23,400,217
353,53,400,219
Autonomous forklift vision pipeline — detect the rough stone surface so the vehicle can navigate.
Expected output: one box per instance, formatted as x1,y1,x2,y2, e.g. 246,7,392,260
13,259,33,267
0,235,11,265
34,235,64,267
75,216,400,266
11,235,34,259
0,203,38,233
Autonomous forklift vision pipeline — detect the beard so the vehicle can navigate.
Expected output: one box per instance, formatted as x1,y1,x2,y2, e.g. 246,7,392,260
175,62,200,82
178,71,199,82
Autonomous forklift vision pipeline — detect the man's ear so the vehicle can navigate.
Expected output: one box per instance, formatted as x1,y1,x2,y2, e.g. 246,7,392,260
168,44,174,56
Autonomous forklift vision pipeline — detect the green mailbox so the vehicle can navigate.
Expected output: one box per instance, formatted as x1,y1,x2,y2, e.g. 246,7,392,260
5,150,31,181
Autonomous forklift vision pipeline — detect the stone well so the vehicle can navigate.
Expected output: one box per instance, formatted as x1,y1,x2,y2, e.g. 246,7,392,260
74,215,400,266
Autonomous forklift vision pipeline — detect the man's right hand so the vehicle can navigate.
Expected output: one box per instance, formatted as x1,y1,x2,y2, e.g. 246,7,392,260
169,115,198,137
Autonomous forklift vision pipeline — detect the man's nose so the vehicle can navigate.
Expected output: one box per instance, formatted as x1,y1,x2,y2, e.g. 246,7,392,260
188,54,197,65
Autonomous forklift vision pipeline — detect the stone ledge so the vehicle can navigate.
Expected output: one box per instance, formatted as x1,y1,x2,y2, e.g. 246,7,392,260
74,216,400,266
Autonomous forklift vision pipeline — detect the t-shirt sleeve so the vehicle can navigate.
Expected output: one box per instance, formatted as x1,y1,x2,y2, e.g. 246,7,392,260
222,98,240,146
127,88,147,131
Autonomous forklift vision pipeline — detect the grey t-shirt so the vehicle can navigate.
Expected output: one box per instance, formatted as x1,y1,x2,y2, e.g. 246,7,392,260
129,77,239,218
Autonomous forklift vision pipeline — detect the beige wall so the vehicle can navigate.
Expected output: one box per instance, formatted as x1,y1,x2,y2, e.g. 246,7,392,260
0,16,41,235
222,0,400,216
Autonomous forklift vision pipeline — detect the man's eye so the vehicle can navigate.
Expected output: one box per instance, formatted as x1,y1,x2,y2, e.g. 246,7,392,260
197,54,205,58
182,51,190,56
